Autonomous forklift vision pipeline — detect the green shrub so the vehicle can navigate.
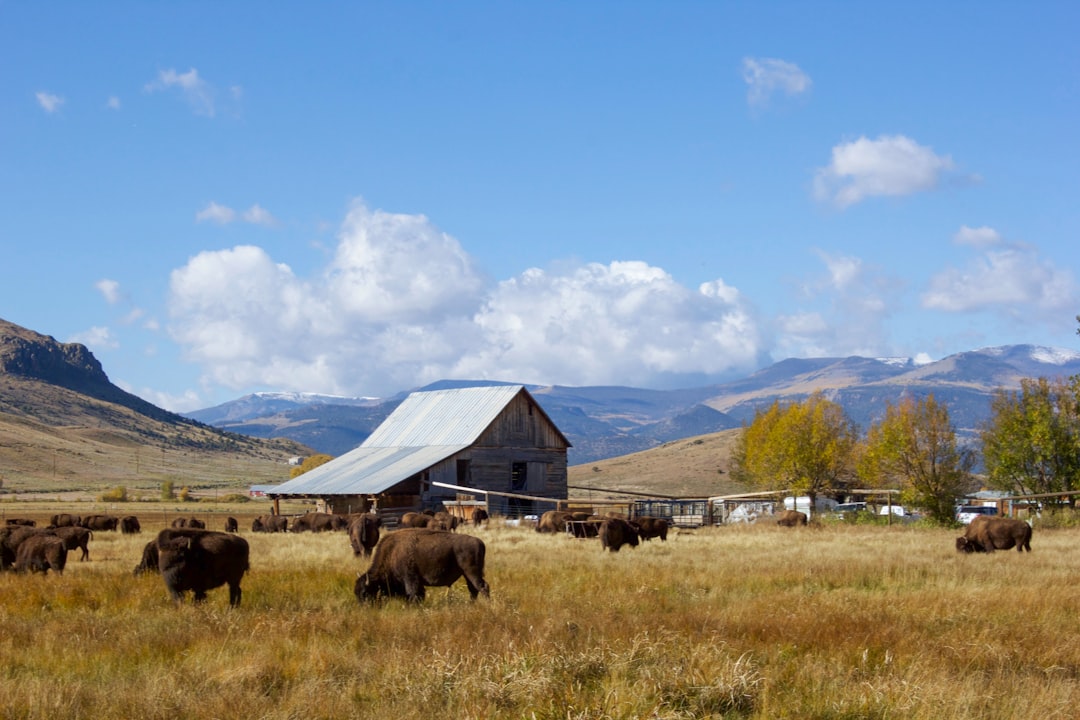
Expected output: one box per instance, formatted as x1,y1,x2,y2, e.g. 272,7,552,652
160,480,175,501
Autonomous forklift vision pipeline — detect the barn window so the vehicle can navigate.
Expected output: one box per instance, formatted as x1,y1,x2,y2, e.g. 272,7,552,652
510,462,527,491
456,459,471,485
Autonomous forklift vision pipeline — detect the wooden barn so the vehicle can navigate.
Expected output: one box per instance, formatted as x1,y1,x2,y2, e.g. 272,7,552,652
267,384,570,518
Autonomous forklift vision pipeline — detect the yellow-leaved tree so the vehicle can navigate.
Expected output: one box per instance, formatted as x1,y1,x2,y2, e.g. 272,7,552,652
290,454,334,479
730,392,859,504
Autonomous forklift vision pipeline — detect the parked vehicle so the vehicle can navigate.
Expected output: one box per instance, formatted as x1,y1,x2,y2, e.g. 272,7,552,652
955,505,998,525
833,502,869,518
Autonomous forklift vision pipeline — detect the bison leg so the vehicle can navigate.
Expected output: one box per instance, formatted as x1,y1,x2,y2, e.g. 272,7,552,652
463,575,490,600
228,581,242,607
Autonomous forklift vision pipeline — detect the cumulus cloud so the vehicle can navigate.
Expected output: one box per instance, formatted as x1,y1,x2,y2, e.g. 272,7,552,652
36,91,64,113
106,96,121,110
196,201,278,226
922,228,1077,319
145,68,222,117
775,250,900,360
813,135,958,208
742,57,811,107
95,279,122,304
68,326,118,351
167,200,765,397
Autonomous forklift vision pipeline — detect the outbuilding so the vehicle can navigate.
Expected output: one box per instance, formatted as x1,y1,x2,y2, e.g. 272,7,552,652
268,384,570,518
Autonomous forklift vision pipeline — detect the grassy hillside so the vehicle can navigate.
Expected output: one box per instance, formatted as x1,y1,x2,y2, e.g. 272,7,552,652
568,427,745,499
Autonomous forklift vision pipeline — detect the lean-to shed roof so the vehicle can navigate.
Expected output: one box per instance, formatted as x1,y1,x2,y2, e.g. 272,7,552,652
270,384,561,497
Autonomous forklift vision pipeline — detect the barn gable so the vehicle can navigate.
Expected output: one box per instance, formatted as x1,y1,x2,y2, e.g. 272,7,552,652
268,384,569,514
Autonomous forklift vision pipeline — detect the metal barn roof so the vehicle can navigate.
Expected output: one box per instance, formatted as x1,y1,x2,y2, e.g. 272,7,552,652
269,384,538,497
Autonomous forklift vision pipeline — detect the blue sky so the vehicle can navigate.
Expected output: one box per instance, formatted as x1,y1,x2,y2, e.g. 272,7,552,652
3,2,1078,412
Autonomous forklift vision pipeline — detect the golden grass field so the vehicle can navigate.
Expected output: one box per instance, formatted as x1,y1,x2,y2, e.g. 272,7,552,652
0,507,1077,720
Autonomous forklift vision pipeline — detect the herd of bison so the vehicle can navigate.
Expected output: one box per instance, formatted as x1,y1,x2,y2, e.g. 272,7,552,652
0,506,1033,608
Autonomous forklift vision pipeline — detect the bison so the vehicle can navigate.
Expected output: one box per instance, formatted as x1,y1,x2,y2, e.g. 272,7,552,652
50,513,80,528
599,517,639,552
399,512,434,529
635,516,670,541
956,516,1032,553
0,525,45,570
120,515,141,534
776,510,808,527
348,513,382,558
252,514,288,533
471,508,489,528
355,528,490,603
49,525,92,561
290,512,347,533
133,540,160,576
156,528,250,607
224,517,239,533
81,514,119,532
5,518,36,527
535,510,573,534
14,534,68,575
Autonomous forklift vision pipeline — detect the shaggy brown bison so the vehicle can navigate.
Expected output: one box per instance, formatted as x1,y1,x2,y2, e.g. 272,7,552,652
536,510,573,533
399,512,434,529
348,513,382,558
14,534,68,575
252,514,288,533
120,515,141,534
5,518,36,527
290,512,347,533
49,525,92,561
81,514,120,532
956,516,1032,553
777,510,808,527
133,540,160,575
569,517,603,538
471,508,489,527
156,528,250,607
599,517,640,552
50,513,80,527
635,517,670,541
224,517,239,533
0,525,44,570
355,528,490,603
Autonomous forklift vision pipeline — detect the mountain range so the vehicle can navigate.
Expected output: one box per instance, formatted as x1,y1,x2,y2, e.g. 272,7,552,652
188,345,1080,465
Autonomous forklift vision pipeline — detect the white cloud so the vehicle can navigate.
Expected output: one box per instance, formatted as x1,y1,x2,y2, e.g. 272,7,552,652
242,204,278,227
106,96,121,110
922,232,1077,319
36,91,64,113
68,326,118,351
95,279,122,304
775,251,900,360
742,57,811,107
145,68,217,116
813,135,957,208
166,200,765,397
197,201,278,226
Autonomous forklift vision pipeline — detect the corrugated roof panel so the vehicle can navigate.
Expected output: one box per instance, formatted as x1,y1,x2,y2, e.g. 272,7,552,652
270,445,467,496
363,385,525,447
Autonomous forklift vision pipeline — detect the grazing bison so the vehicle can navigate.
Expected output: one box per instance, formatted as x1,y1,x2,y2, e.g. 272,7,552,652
348,513,382,558
14,534,68,575
50,513,80,528
0,526,45,570
399,512,434,529
224,517,239,533
49,525,92,561
635,517,670,542
776,510,808,527
291,512,347,533
81,514,120,532
133,540,160,575
156,529,249,607
471,508,489,527
355,528,490,603
599,517,640,552
956,516,1032,553
120,515,141,534
569,517,603,538
252,514,288,533
536,510,573,534
5,518,36,527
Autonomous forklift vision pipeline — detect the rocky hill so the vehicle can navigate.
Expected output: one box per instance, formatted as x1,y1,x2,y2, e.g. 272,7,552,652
0,318,309,493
